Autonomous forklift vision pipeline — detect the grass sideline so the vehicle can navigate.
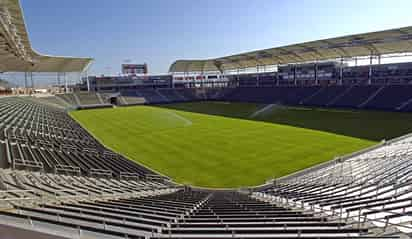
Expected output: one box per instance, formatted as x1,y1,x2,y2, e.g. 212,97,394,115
70,103,379,188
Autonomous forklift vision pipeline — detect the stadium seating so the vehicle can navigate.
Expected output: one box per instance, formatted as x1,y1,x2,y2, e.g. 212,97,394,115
139,89,168,104
177,88,205,101
0,97,155,177
0,184,386,238
30,96,71,109
302,85,349,107
223,86,322,105
76,91,103,105
118,88,230,104
56,92,112,109
157,88,187,102
330,85,381,108
216,84,412,111
0,95,405,238
159,190,372,239
363,85,412,110
120,96,147,105
255,133,412,235
56,93,78,107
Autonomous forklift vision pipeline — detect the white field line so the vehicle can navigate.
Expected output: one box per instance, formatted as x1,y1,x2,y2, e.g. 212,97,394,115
249,104,275,118
166,110,193,126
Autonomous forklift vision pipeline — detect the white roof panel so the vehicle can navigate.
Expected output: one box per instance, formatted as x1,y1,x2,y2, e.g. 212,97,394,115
0,0,93,72
169,26,412,73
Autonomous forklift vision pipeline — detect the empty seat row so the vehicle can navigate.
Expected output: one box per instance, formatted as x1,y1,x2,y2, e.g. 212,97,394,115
257,133,412,235
0,189,379,238
0,97,157,178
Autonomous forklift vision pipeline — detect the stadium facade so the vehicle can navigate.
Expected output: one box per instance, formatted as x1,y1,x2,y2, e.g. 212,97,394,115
78,27,412,112
2,0,412,238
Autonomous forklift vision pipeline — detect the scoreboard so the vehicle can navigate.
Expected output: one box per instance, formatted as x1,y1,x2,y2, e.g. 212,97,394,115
121,63,148,75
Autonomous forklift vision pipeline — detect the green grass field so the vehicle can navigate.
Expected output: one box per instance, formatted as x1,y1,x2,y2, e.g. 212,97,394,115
68,101,412,188
162,102,412,141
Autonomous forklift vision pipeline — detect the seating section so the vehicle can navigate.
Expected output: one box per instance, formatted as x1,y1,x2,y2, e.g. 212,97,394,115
157,89,186,102
178,88,205,101
159,191,371,239
0,168,170,205
30,96,71,109
76,92,102,105
363,85,412,110
0,97,155,177
0,93,405,238
302,85,349,106
223,86,321,105
121,96,146,105
56,93,77,107
256,134,412,235
221,85,412,111
0,187,381,238
56,92,112,109
331,85,381,108
53,84,412,112
119,88,228,104
138,89,168,104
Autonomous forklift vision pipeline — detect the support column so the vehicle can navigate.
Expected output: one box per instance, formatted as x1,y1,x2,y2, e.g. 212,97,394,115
64,72,68,93
237,68,240,87
314,63,318,85
204,74,208,88
293,65,297,86
184,72,187,88
57,72,61,93
200,73,204,88
24,72,28,94
30,72,33,93
368,55,373,85
78,72,82,89
276,66,280,86
86,70,90,92
192,72,195,88
256,65,259,87
221,71,225,88
339,58,344,85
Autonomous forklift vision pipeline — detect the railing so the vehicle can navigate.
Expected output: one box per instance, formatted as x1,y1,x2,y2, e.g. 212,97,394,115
12,159,43,171
54,164,81,175
89,168,112,178
146,174,171,182
119,172,140,180
0,186,177,209
0,189,43,208
254,192,411,237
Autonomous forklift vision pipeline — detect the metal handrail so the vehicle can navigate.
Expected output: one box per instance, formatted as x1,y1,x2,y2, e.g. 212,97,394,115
255,192,412,235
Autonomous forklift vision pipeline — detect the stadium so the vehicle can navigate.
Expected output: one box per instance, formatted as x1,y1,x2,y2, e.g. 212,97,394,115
1,0,412,238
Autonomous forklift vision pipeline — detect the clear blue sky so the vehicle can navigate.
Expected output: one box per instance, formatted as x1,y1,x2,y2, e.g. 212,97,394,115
21,0,412,75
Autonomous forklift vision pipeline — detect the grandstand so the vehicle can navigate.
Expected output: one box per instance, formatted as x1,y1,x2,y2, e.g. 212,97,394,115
0,93,407,237
2,0,412,238
255,133,412,235
31,95,72,109
92,84,412,112
55,92,112,109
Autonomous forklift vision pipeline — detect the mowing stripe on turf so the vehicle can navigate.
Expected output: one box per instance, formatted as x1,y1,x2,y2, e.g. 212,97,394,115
166,110,193,126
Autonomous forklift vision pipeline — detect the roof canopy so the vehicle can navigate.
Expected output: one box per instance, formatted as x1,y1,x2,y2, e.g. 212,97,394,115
169,26,412,73
0,0,93,72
